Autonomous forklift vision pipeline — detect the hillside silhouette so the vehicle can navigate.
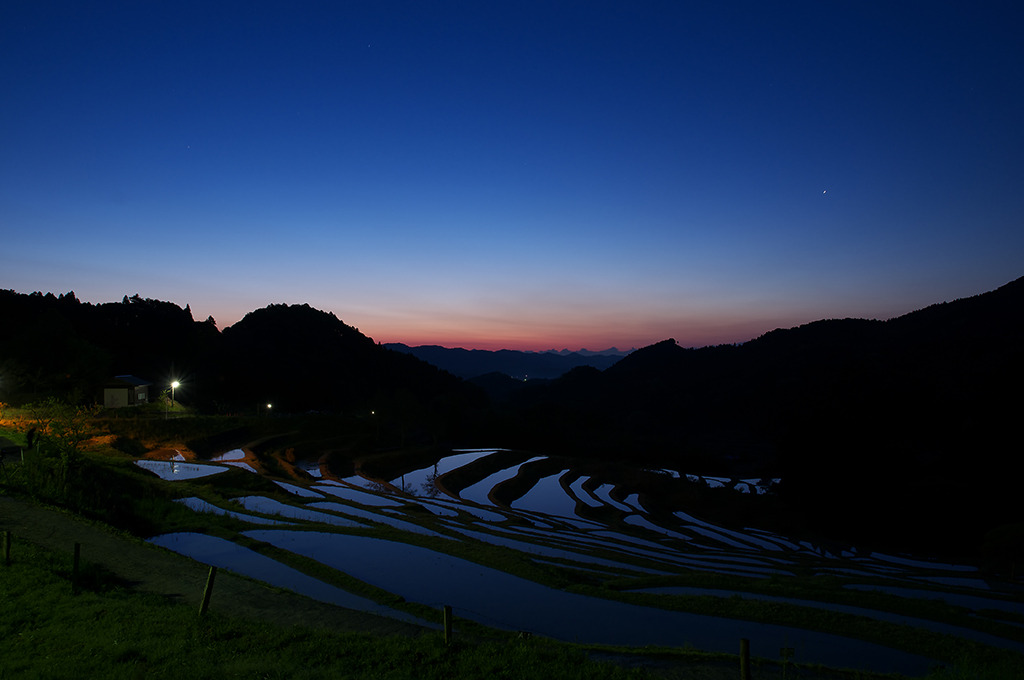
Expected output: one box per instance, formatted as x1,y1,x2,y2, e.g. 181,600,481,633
2,277,1022,558
503,276,1024,454
502,276,1024,557
0,292,219,403
0,293,478,423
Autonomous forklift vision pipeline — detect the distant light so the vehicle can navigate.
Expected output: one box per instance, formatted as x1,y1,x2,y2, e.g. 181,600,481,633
171,380,180,389
266,403,272,409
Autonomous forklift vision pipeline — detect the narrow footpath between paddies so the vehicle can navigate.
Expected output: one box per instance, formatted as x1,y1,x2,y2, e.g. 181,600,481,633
0,493,423,637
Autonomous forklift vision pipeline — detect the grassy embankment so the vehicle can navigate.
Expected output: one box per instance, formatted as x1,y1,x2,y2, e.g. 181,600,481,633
0,537,651,680
0,414,648,679
4,510,1020,680
1,410,1023,678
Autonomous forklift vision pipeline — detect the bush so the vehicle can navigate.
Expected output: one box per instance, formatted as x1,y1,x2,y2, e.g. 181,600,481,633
111,436,148,457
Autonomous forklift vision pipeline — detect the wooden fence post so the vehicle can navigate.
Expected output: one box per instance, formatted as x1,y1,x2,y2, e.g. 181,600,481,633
780,646,795,678
199,566,217,616
443,605,453,646
72,542,81,594
739,638,751,680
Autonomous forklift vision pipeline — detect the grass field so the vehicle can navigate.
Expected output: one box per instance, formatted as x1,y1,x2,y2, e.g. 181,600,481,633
1,537,656,680
2,414,1023,679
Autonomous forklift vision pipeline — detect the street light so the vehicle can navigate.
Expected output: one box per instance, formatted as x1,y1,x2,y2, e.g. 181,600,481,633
166,380,181,419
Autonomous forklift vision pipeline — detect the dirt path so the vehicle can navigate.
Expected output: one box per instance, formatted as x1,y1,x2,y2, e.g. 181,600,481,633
0,493,426,637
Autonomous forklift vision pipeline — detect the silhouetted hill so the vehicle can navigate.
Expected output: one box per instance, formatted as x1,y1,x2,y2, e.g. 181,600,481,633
216,304,475,415
0,293,481,432
0,291,218,403
466,372,549,404
3,278,1022,557
385,343,625,379
524,276,1024,453
509,275,1024,557
216,303,378,412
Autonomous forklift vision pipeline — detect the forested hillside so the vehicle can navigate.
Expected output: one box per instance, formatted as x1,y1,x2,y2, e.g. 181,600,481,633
505,276,1024,556
0,292,478,420
3,277,1022,558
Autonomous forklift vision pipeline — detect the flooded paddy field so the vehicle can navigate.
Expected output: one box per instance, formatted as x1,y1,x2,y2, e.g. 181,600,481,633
138,447,1024,676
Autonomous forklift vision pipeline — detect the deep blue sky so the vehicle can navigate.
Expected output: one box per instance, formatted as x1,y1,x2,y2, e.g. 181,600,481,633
3,2,1022,350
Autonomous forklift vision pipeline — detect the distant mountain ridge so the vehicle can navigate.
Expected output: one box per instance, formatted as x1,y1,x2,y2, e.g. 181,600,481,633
0,293,477,420
384,343,628,379
547,347,633,357
504,274,1024,557
519,274,1024,455
3,276,1023,558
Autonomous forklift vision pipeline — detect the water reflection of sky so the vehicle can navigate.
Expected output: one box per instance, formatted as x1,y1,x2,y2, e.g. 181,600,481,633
399,501,460,518
306,502,450,540
235,496,366,528
135,459,228,481
175,497,288,526
239,528,936,676
314,484,402,507
148,532,434,628
388,451,487,494
337,475,391,492
274,480,324,498
511,471,573,517
567,477,603,508
157,446,1019,674
589,483,634,512
866,552,980,573
423,498,505,522
448,525,668,575
457,468,519,505
635,586,1024,654
844,584,1024,617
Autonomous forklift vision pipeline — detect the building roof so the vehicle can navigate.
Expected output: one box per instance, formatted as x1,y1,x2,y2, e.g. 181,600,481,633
107,375,152,387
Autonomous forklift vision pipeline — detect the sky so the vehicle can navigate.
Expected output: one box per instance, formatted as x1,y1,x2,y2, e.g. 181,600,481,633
2,2,1022,351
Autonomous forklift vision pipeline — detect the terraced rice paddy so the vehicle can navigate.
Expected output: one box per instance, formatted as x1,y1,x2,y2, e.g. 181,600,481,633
140,448,1024,676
